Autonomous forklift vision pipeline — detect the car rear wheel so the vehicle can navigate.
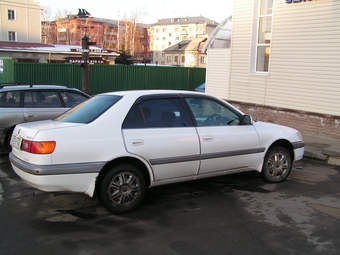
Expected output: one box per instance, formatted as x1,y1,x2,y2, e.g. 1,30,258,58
99,164,146,214
5,129,14,152
261,146,292,183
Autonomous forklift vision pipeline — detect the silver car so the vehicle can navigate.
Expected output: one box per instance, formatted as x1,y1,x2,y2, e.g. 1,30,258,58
0,84,90,152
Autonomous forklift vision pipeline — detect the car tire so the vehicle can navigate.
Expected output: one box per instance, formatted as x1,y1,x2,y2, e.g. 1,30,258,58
5,129,14,152
99,164,146,214
260,146,292,183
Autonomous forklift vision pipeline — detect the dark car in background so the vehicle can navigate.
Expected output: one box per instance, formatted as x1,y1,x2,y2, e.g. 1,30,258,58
0,84,90,152
194,83,206,92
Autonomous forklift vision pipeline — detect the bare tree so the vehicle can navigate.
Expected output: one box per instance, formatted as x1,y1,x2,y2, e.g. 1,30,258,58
41,6,57,44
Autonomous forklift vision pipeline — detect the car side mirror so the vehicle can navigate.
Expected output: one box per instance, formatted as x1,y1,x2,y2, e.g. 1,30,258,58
242,115,253,125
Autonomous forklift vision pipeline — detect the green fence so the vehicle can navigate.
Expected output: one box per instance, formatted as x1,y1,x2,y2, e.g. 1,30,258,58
0,60,206,95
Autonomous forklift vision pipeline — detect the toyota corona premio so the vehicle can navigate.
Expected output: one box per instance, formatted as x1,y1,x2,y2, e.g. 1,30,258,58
9,90,305,214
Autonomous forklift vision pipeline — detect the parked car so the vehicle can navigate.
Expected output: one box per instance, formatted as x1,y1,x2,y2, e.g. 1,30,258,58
9,90,305,214
0,84,90,151
194,83,206,92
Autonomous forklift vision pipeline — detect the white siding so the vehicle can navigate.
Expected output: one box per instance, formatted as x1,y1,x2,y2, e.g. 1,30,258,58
205,49,231,98
267,0,340,115
229,0,268,104
227,0,340,116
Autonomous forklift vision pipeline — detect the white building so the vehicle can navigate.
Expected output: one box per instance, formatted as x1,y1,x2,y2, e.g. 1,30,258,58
163,38,207,67
148,16,218,65
0,0,42,43
205,0,340,138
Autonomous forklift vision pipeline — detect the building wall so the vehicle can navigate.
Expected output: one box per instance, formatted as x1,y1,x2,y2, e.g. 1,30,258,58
229,0,340,116
0,0,41,42
206,0,340,138
205,48,231,97
150,23,214,64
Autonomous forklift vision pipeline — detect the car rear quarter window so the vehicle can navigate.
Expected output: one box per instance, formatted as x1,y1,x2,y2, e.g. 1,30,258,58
55,95,122,124
60,90,89,107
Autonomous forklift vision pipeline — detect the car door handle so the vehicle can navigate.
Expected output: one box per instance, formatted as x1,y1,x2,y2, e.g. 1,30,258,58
203,137,214,141
131,140,144,146
25,114,37,118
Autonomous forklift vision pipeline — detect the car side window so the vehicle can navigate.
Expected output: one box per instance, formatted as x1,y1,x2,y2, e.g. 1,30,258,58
123,98,189,129
24,91,61,108
185,97,240,126
0,91,20,107
61,91,88,108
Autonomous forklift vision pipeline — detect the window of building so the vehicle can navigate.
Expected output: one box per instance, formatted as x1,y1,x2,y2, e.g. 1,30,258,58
155,53,159,57
156,37,159,41
162,37,166,40
200,56,206,64
175,28,179,32
169,33,172,37
190,27,194,31
168,42,171,46
162,28,166,32
175,36,179,40
251,0,273,73
181,56,185,63
166,56,172,63
162,53,165,57
8,31,17,41
175,56,178,63
8,10,16,20
156,29,160,33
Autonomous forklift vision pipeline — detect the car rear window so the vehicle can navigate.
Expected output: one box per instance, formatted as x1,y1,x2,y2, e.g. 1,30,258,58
55,95,122,123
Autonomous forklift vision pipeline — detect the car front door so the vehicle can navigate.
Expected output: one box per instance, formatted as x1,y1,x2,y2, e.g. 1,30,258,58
184,96,262,176
122,96,200,182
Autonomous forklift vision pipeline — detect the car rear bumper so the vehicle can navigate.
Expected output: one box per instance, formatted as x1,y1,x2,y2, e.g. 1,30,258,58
9,153,105,196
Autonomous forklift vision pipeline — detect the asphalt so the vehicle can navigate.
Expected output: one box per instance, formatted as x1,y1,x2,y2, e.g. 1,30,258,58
302,133,340,166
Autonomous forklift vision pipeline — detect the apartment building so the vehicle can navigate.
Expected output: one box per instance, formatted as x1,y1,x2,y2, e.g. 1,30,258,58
0,0,41,42
148,16,218,65
163,38,207,67
42,15,151,63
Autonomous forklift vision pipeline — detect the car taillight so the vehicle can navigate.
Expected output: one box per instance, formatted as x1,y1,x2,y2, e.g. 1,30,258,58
21,139,56,154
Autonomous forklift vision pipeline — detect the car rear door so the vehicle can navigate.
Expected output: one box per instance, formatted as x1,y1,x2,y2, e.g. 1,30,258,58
184,96,262,175
23,90,67,122
122,96,200,182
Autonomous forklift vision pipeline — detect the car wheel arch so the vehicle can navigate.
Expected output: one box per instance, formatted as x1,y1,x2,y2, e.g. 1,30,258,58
95,156,152,197
266,139,294,161
4,125,16,151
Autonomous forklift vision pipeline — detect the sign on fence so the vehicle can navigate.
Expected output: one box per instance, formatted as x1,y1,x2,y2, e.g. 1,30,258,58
0,58,3,74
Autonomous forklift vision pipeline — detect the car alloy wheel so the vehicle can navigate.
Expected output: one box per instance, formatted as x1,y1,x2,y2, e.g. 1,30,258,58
261,146,292,183
99,164,146,214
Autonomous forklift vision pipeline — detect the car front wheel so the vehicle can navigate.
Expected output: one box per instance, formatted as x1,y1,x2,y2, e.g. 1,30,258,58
99,164,146,214
261,146,292,183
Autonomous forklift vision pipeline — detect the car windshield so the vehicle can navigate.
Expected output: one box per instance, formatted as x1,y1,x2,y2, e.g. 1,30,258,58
55,95,122,124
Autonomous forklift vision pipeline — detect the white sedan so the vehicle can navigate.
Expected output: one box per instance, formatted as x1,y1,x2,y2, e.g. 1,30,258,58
9,90,305,214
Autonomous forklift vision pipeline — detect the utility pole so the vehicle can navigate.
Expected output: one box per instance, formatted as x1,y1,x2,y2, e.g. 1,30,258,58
77,8,92,95
81,35,90,95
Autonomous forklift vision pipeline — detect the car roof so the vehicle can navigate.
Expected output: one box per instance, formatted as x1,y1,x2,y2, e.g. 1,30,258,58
0,84,76,91
101,90,204,97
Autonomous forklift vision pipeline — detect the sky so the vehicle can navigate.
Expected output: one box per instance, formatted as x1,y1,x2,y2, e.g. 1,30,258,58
36,0,233,24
